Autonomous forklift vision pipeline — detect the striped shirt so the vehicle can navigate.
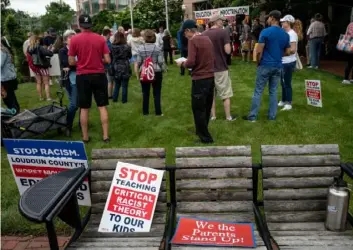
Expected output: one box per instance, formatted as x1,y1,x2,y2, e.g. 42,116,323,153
136,43,165,72
307,21,327,39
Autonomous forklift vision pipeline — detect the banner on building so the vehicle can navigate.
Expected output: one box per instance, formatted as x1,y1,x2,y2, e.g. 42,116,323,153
194,6,250,19
98,162,164,233
3,139,91,206
171,217,256,247
305,80,322,107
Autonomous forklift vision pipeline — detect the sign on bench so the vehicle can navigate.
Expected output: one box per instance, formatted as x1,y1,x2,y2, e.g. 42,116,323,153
171,217,256,248
98,162,164,233
3,139,91,206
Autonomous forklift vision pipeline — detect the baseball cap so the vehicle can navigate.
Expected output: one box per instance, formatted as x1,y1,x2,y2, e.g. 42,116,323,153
266,10,282,21
48,28,56,36
209,14,226,23
280,14,295,23
79,14,93,29
181,19,197,32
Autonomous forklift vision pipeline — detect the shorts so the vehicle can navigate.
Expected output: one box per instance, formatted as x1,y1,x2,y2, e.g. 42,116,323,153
35,68,50,76
130,55,137,64
77,73,109,109
106,70,113,83
214,70,233,100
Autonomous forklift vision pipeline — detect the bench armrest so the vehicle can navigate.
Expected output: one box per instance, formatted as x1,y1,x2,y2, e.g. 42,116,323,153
19,167,89,222
341,163,353,179
18,167,91,250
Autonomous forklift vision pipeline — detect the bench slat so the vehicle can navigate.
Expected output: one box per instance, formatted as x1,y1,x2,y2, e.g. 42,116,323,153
263,167,340,178
176,168,252,179
268,222,327,231
91,158,165,170
176,157,252,169
262,155,340,167
70,240,162,247
176,146,251,157
271,230,353,236
91,191,167,203
91,170,166,181
176,179,252,190
92,148,165,159
90,213,166,225
261,144,339,156
177,190,252,201
264,189,328,200
274,236,353,246
92,203,167,214
265,200,326,211
81,224,164,237
173,247,267,250
177,201,253,212
68,247,161,250
265,211,325,222
263,177,332,189
90,181,167,193
177,212,255,222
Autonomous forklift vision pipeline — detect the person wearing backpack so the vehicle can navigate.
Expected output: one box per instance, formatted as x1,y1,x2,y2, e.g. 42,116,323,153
136,29,165,116
28,35,54,101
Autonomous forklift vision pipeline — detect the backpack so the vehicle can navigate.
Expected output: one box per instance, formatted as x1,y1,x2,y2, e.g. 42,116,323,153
32,46,50,68
140,45,156,83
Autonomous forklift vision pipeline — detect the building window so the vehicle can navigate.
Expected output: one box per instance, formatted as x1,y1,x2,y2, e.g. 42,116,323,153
92,0,100,14
118,0,128,10
108,0,116,10
82,1,90,14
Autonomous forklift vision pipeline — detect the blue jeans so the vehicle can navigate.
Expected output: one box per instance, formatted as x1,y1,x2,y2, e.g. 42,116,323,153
65,71,78,128
113,77,129,103
248,66,281,121
281,61,296,104
309,37,324,68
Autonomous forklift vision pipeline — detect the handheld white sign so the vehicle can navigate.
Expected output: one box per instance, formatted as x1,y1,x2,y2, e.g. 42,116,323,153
98,162,164,233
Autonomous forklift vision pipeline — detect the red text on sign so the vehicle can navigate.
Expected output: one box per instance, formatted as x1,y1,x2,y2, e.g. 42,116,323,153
119,167,157,184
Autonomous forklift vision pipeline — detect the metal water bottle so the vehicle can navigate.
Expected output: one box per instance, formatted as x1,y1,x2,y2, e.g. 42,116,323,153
325,177,350,231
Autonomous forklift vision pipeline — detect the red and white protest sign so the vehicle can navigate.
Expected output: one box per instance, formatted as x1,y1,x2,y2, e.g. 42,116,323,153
305,80,322,107
171,217,256,248
98,162,164,233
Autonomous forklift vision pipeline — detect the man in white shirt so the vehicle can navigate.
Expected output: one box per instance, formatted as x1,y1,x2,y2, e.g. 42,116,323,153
23,32,33,56
155,27,164,49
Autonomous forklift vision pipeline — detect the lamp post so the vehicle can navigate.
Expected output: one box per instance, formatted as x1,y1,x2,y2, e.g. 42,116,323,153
130,0,134,30
165,0,169,31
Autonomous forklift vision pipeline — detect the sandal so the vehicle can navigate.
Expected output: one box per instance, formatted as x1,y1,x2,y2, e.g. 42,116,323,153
83,137,91,144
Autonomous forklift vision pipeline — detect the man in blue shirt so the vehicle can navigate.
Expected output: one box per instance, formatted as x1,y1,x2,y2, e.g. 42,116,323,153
243,10,291,121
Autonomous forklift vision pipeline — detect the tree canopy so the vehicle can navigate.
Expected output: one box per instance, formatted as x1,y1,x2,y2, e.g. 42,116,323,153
41,1,75,34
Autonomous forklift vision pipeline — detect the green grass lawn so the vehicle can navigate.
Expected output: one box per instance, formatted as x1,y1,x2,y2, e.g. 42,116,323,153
1,59,353,235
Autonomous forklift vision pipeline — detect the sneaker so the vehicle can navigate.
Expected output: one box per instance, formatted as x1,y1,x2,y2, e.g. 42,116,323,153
342,80,351,84
278,101,285,107
103,138,110,143
242,116,256,122
350,80,353,83
281,104,292,111
46,98,52,101
307,66,313,69
39,97,44,101
210,116,217,121
226,115,238,121
314,66,319,69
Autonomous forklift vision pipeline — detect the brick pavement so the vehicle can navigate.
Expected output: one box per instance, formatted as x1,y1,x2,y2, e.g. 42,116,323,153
1,236,70,250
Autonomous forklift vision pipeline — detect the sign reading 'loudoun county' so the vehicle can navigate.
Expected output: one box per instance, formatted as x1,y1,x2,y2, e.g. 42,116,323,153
3,139,91,206
194,6,250,19
98,162,164,233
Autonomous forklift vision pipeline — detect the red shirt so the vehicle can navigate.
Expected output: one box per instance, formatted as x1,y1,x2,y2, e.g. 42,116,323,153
68,30,110,75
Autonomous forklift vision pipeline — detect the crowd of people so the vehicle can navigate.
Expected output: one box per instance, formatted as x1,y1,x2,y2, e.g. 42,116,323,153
1,10,352,144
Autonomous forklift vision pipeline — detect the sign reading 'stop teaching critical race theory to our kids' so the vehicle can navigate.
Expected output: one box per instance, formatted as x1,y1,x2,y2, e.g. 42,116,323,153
305,80,323,107
3,139,91,206
98,162,164,233
171,217,256,248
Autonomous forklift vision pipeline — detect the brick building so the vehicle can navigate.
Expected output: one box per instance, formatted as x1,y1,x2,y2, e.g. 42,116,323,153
76,0,133,15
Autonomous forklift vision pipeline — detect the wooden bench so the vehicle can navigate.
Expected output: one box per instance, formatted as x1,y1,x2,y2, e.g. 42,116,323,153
169,146,269,250
260,144,353,250
67,148,168,250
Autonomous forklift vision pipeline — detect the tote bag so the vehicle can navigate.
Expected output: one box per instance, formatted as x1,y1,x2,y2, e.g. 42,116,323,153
336,34,353,54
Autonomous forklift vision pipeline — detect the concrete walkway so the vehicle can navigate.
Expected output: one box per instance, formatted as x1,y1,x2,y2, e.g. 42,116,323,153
1,236,70,250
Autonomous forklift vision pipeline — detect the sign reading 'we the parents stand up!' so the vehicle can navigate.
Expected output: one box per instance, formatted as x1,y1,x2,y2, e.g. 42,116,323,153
171,217,256,248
